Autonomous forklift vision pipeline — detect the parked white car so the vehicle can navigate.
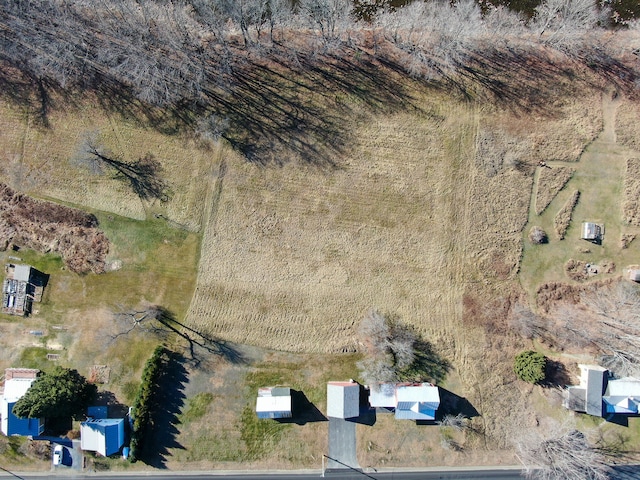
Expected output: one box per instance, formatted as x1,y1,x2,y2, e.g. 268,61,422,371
52,445,63,466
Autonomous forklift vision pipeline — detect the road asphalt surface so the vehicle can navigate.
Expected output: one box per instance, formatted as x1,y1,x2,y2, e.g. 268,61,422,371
4,464,640,479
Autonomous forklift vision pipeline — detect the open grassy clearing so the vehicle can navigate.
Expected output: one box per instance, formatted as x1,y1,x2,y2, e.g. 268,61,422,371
183,79,605,456
167,349,360,470
520,91,640,301
0,49,635,470
0,96,213,230
0,206,199,436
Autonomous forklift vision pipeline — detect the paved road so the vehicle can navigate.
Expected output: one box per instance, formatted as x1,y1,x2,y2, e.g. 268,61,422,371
4,464,640,479
327,417,358,469
0,470,526,479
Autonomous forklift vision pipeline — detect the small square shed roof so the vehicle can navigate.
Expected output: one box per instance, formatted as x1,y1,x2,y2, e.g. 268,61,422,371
327,382,359,419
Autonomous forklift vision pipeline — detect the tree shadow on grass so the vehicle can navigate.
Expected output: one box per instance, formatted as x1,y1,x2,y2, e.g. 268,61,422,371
93,391,129,418
400,338,451,386
136,351,187,469
436,388,480,421
542,360,573,389
150,306,245,367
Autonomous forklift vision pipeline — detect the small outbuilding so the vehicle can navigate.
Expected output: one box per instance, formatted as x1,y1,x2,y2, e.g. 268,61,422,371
326,381,360,419
2,264,46,316
629,269,640,283
581,222,603,243
80,418,125,457
256,387,292,419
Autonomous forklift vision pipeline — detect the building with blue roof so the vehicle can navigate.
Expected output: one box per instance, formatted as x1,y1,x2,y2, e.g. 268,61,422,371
0,368,44,437
369,382,440,421
565,365,640,418
80,418,125,456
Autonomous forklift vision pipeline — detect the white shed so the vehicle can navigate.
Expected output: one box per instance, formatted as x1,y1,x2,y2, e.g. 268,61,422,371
581,222,602,241
327,381,360,419
256,387,292,419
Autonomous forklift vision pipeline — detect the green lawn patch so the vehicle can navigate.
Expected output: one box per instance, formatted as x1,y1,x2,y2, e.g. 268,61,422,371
179,392,215,424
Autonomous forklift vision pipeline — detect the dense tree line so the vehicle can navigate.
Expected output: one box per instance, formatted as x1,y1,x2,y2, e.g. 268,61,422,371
130,345,169,462
1,0,638,111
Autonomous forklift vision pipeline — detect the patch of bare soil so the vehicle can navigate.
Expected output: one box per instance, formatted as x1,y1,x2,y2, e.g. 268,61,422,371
554,190,580,239
0,183,109,273
535,166,575,215
623,158,640,226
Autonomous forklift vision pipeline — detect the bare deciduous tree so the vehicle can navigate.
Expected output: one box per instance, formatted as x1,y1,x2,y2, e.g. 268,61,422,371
533,0,606,49
552,281,640,376
75,131,171,202
515,423,610,480
509,302,548,340
299,0,354,45
437,413,468,431
357,309,417,384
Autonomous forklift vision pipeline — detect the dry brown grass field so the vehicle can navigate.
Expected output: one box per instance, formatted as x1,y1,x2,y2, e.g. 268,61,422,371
535,166,575,215
0,96,213,231
182,84,609,458
623,158,640,226
2,54,640,470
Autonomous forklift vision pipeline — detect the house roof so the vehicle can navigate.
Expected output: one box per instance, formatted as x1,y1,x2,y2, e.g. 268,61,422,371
88,406,108,419
2,378,36,403
605,378,640,397
565,387,587,412
603,396,639,414
396,384,440,404
395,383,440,421
326,382,360,419
369,383,396,408
585,367,606,416
81,418,125,456
4,368,39,381
394,404,438,420
258,387,291,397
629,269,640,282
256,396,291,414
581,222,601,239
1,374,42,436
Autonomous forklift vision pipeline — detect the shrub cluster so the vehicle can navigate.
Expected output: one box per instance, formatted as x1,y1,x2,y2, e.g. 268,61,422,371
129,346,169,462
0,183,109,273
